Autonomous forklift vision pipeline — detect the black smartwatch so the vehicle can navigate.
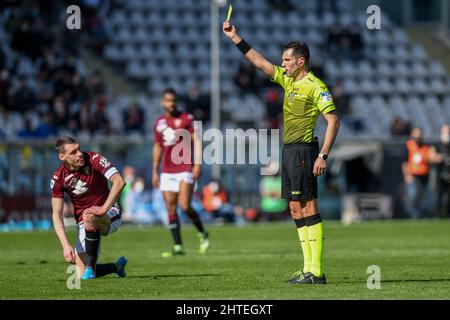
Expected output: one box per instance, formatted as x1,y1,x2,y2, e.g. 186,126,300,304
319,153,328,160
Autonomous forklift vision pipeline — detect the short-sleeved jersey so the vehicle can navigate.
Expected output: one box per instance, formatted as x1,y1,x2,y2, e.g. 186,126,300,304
271,66,336,144
50,151,118,223
154,111,194,173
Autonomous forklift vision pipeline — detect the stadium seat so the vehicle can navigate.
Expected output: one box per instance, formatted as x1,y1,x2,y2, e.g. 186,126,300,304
343,78,359,95
429,79,447,95
393,78,409,95
104,45,122,61
429,61,446,77
126,62,147,80
341,61,358,78
112,11,127,26
412,79,428,94
393,63,409,78
393,46,409,61
376,62,393,77
411,45,427,60
392,29,409,44
376,47,391,61
360,79,376,94
378,78,392,94
412,63,427,77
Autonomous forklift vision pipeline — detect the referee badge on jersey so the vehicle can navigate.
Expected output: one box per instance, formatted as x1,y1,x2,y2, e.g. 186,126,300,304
289,92,295,102
320,91,332,103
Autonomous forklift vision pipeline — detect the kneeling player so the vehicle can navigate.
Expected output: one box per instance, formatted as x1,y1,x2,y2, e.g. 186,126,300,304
51,137,128,279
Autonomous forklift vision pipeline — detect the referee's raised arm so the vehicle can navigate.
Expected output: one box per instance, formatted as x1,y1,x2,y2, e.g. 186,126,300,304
223,21,274,79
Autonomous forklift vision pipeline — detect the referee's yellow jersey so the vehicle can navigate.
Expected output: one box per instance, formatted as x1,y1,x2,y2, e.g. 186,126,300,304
271,65,336,144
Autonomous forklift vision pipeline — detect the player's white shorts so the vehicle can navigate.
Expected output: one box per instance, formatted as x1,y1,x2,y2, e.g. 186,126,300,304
160,172,196,193
75,207,122,255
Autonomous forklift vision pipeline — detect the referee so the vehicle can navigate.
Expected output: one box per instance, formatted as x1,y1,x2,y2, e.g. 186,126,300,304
223,21,340,284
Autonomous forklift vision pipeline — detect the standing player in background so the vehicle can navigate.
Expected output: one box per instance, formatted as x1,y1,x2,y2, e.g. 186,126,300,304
51,137,128,280
152,88,209,257
223,21,340,284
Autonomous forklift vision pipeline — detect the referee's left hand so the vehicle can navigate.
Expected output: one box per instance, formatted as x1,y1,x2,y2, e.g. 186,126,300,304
313,157,327,177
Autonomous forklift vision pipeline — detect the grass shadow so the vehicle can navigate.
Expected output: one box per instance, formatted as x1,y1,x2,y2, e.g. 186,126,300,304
331,278,450,285
56,273,222,282
127,273,222,279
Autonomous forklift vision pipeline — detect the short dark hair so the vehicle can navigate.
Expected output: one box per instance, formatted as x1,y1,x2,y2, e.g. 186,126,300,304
283,42,310,65
163,87,177,97
55,136,77,154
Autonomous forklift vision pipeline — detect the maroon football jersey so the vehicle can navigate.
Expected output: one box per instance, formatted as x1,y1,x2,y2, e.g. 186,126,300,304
51,151,118,223
154,111,195,173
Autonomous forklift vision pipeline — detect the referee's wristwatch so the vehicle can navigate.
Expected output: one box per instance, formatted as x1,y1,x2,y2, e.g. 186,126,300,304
319,153,328,161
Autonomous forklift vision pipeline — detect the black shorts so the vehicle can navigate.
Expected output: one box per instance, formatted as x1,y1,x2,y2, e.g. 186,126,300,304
281,139,319,201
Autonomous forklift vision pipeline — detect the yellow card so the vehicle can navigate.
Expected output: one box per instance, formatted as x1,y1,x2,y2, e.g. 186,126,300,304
226,4,233,21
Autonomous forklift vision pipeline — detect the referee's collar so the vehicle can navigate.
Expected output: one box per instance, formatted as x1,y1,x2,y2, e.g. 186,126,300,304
293,70,312,83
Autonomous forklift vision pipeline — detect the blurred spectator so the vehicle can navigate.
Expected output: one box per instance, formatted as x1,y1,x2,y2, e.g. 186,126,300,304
119,165,136,216
234,60,257,93
401,128,435,218
35,111,58,138
327,23,343,58
52,95,69,128
326,23,363,61
10,76,36,113
331,82,350,116
124,177,156,224
259,162,288,221
390,116,412,137
87,71,106,97
68,100,92,135
0,69,11,110
181,84,210,122
17,116,37,138
264,87,282,129
202,180,235,224
81,0,110,52
433,124,450,218
268,0,293,11
11,20,32,56
310,54,326,80
93,94,114,135
0,48,5,69
348,23,364,60
317,0,339,15
123,103,145,135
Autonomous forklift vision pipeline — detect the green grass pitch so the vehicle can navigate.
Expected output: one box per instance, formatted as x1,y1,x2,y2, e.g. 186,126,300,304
0,220,449,299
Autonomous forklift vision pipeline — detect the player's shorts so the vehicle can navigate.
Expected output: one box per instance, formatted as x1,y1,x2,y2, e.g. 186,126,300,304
160,171,195,193
281,138,319,201
75,207,122,255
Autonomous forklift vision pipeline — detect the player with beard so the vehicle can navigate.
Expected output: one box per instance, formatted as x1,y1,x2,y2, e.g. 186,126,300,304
152,88,209,257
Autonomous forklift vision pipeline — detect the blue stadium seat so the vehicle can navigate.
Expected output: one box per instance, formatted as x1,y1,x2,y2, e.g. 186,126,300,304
376,62,392,77
394,78,409,95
